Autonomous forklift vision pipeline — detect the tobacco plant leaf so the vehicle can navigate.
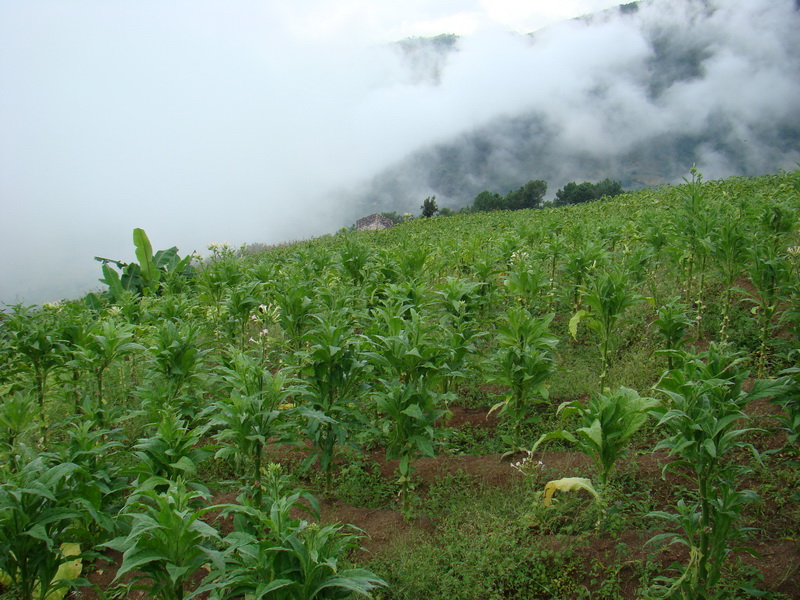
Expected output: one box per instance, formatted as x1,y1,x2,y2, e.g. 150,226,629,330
542,477,600,506
0,543,82,600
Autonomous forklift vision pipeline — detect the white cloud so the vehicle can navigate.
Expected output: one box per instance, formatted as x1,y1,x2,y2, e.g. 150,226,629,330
0,0,798,304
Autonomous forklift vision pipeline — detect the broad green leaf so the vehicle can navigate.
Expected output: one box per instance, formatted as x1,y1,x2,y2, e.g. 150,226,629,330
101,264,125,300
531,429,577,452
115,548,167,580
133,227,160,287
412,435,434,457
401,404,424,420
576,419,603,450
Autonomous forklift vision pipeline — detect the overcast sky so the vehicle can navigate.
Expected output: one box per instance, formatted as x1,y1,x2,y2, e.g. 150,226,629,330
1,0,798,305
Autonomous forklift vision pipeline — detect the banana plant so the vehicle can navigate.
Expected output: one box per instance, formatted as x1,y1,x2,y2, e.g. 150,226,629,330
96,228,193,302
533,387,659,486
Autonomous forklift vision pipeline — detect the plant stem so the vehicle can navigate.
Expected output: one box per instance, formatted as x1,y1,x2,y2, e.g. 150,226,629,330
698,474,711,599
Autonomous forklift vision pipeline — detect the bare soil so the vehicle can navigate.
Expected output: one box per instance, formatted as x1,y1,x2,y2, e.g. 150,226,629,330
61,402,800,599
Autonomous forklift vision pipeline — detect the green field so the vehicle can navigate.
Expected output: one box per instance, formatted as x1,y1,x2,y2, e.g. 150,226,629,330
2,169,799,599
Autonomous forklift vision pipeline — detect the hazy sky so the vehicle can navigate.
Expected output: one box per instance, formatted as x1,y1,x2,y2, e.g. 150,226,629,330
1,0,798,305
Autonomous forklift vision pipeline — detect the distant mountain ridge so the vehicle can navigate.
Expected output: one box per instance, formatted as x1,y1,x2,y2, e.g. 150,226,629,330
340,0,800,219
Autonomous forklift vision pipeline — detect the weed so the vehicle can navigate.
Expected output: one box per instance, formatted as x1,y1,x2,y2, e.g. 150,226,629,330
334,459,398,509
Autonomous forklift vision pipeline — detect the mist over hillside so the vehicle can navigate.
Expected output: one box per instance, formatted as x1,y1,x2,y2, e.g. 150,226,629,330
340,0,800,217
1,0,798,305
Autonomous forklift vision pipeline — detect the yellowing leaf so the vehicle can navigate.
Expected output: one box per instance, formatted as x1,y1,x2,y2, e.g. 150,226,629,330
542,477,600,507
0,544,81,600
568,310,588,339
45,543,82,600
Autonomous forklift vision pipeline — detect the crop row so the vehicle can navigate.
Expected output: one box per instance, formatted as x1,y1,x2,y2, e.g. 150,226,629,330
1,169,799,598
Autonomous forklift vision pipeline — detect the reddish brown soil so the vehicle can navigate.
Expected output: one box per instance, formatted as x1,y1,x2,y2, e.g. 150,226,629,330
42,402,800,600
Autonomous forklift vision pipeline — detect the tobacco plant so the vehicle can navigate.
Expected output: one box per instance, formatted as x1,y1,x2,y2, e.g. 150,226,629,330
374,378,450,515
213,365,301,503
105,479,225,600
338,237,374,286
759,201,797,253
648,344,786,599
433,277,484,394
744,241,791,377
486,307,558,451
434,277,483,321
652,297,692,370
774,363,800,446
205,464,386,600
56,419,126,546
711,216,749,341
131,411,214,491
560,239,607,312
571,267,644,392
56,306,94,413
224,280,264,351
0,391,38,473
533,387,658,486
75,318,142,425
273,280,320,347
0,456,82,600
144,319,210,418
4,305,66,441
295,314,368,491
538,230,566,313
671,168,714,326
365,307,452,388
503,259,548,311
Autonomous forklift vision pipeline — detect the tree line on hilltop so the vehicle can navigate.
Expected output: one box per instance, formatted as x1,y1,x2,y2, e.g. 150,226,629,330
418,177,624,218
